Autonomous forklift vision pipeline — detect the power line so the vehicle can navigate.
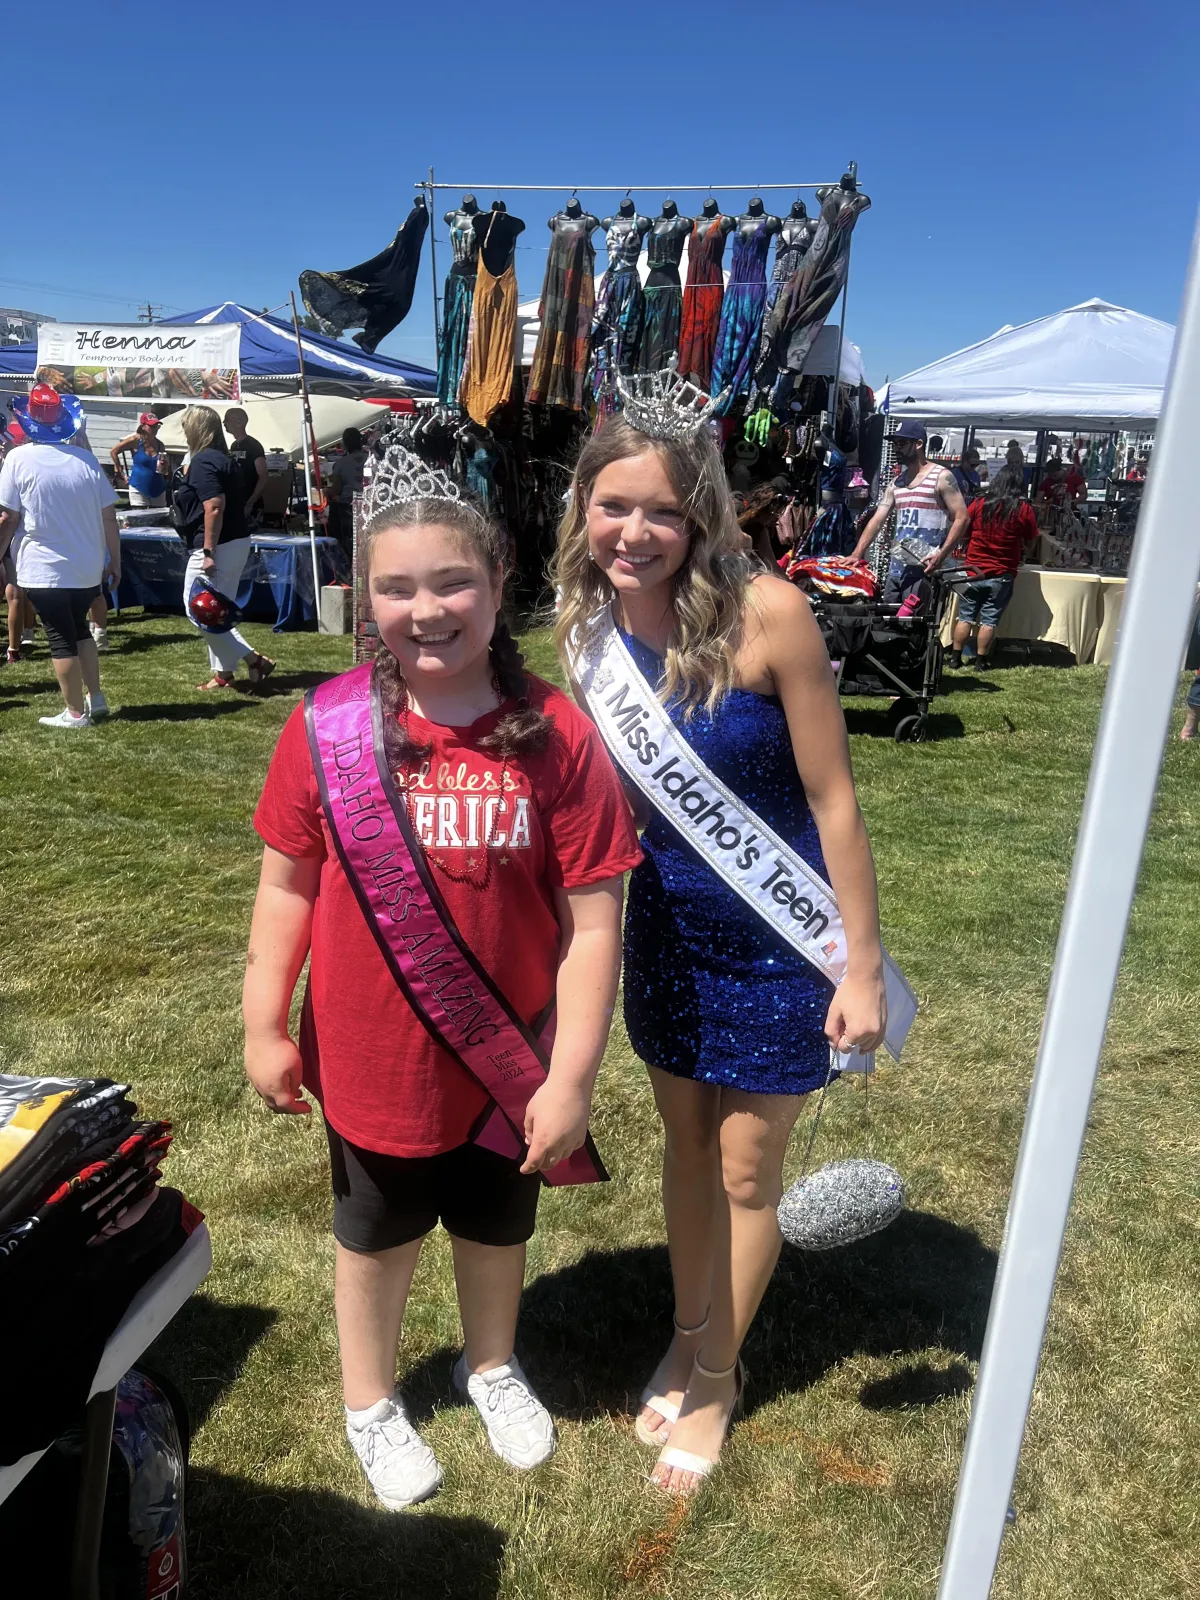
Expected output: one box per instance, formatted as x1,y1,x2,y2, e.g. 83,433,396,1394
0,275,183,313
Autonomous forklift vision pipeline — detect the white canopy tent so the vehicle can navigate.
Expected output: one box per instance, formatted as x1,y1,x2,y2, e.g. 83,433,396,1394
157,394,384,459
878,299,1176,431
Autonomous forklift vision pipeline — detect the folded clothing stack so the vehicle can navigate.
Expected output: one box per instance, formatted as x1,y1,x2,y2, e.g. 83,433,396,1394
0,1074,204,1465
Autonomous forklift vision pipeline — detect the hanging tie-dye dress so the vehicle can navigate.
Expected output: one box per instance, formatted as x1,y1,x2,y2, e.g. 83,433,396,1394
710,220,773,409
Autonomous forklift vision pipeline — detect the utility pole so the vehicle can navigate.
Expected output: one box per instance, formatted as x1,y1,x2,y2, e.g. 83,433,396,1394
137,303,163,323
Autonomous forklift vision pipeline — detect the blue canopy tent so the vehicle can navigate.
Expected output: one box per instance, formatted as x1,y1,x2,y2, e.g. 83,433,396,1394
0,301,435,395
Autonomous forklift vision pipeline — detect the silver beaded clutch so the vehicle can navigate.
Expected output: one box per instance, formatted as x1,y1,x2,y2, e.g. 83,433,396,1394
777,1157,905,1251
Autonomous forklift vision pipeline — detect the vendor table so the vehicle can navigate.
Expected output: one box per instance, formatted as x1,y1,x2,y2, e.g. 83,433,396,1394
941,567,1113,664
1093,575,1128,667
235,534,348,629
0,1223,212,1600
115,527,187,611
116,529,347,630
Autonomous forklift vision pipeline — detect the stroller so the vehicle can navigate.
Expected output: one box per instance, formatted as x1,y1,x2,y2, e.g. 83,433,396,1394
786,541,956,742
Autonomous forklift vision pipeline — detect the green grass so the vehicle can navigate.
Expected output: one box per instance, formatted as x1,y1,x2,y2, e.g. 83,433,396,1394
2,614,1198,1599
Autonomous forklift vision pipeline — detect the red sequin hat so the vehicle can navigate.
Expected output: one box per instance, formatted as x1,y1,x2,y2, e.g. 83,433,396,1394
14,382,85,443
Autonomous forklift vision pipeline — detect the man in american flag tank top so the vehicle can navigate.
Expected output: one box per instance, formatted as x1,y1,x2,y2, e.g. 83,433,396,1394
852,419,969,608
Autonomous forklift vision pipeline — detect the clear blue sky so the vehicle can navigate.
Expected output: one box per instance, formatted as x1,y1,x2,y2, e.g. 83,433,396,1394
7,0,1198,387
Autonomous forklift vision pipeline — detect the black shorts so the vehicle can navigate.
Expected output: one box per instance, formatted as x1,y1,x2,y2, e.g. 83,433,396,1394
325,1122,541,1252
24,586,101,659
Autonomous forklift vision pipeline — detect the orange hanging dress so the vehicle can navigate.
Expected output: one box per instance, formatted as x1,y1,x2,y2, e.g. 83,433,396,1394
459,256,518,427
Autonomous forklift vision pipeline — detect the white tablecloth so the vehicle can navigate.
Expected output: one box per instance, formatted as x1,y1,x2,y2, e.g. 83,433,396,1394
941,567,1113,664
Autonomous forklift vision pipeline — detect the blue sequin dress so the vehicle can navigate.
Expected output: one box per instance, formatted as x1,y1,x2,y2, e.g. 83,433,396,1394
621,632,836,1095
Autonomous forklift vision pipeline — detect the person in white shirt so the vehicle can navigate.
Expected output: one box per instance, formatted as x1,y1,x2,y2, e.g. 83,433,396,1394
0,385,121,728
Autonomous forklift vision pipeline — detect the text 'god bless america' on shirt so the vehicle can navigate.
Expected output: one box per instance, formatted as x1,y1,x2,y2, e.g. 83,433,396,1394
253,674,642,1158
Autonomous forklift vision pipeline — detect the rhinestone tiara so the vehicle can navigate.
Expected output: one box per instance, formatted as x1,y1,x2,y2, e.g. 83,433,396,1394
361,432,463,521
616,360,729,441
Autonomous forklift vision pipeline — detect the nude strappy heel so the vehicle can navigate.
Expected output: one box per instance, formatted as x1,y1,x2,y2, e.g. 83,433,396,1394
650,1354,745,1494
634,1312,709,1447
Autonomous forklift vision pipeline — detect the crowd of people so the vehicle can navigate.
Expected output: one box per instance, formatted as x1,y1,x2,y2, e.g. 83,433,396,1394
0,388,277,720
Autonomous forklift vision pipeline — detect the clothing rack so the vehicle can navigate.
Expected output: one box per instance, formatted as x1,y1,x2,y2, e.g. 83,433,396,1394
415,162,861,402
416,181,849,192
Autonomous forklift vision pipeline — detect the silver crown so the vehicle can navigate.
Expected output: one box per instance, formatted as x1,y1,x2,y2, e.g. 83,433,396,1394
361,434,463,521
616,360,729,440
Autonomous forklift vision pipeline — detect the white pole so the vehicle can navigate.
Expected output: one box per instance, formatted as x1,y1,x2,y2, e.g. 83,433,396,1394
290,292,326,633
938,213,1200,1597
299,416,323,630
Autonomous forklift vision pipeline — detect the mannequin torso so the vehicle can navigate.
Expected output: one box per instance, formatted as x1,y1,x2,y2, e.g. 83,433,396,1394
472,204,526,276
445,197,480,270
734,199,783,245
813,177,872,242
602,204,652,269
646,202,694,269
694,198,737,238
777,214,818,252
548,203,601,242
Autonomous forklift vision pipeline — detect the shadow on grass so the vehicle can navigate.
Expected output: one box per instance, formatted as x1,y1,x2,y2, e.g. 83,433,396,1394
0,677,63,703
993,639,1078,669
145,1292,278,1431
111,700,259,723
108,628,195,653
187,1470,506,1600
402,1210,995,1427
843,707,967,740
938,674,1003,693
859,1359,974,1410
248,669,332,696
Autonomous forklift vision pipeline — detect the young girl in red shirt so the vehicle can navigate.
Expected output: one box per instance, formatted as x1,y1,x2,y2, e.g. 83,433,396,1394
243,450,641,1509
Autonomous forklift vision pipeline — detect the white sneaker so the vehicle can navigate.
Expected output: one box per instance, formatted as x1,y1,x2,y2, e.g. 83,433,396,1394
345,1396,442,1509
38,708,92,730
453,1355,556,1469
90,625,109,651
86,690,109,720
21,630,33,647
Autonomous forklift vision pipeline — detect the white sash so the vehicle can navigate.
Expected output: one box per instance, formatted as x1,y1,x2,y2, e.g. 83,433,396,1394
570,613,918,1061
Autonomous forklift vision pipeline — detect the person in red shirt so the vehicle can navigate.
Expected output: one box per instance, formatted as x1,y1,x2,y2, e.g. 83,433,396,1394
1036,457,1069,509
243,473,641,1510
925,467,1039,668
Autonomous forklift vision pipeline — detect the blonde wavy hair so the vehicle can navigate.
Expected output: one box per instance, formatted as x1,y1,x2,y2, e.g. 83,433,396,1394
552,417,752,713
179,406,226,456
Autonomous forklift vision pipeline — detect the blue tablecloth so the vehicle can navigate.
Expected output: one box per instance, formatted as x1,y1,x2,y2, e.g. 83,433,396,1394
236,536,349,630
116,528,187,610
116,531,347,631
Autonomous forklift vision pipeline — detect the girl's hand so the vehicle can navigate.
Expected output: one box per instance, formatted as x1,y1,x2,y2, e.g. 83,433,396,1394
521,1080,591,1174
245,1032,311,1115
824,970,887,1055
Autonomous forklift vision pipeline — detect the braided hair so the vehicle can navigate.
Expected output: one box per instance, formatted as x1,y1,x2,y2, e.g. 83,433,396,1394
362,495,553,774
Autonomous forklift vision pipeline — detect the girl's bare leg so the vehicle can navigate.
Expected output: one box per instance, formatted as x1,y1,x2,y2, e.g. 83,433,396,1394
636,1068,722,1441
652,1087,806,1492
451,1237,527,1374
335,1237,424,1410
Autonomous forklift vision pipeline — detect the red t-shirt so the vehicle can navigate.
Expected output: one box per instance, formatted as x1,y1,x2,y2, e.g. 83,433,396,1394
963,498,1040,577
1065,466,1087,499
254,673,642,1157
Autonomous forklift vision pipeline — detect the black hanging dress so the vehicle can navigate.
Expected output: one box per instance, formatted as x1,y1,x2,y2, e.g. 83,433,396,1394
638,230,686,372
300,200,430,354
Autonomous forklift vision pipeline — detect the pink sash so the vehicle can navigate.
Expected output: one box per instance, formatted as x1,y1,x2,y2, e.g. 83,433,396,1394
304,665,607,1188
